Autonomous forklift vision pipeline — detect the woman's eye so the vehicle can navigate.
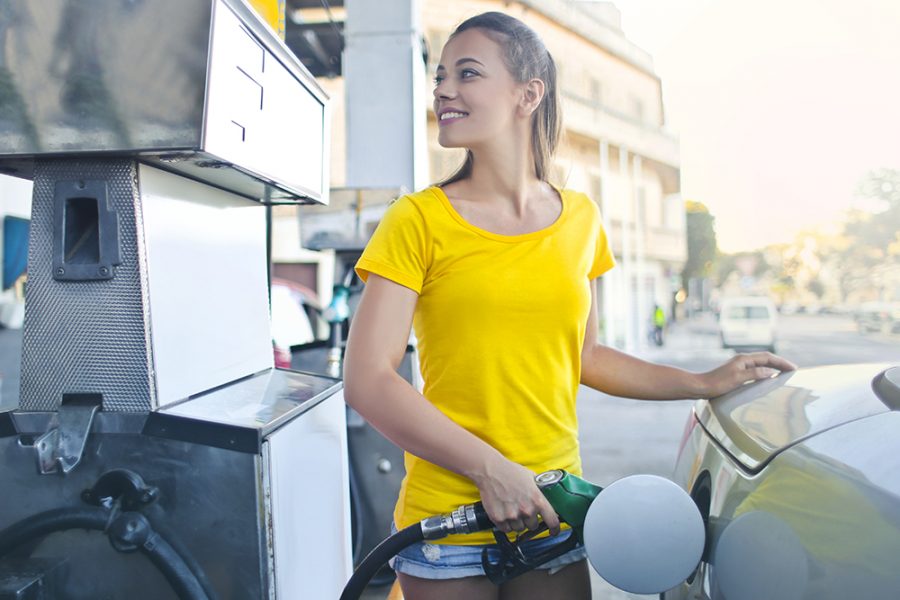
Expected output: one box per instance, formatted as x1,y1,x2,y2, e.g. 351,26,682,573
461,69,479,79
433,75,444,85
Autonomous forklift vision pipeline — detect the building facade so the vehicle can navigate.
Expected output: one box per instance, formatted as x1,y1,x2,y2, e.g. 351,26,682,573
286,0,686,350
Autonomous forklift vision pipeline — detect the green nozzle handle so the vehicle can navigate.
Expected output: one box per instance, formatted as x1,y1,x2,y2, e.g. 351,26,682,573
536,470,603,543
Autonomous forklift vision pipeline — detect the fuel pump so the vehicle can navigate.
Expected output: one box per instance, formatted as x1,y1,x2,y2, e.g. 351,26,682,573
0,1,351,598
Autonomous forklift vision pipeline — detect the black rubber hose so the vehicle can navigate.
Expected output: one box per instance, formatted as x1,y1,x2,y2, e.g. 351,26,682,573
0,507,208,600
0,507,108,557
340,523,423,600
143,504,220,600
346,452,396,587
140,528,209,600
347,451,366,563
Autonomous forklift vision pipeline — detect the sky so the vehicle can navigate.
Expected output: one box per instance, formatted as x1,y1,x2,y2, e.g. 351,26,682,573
605,0,900,252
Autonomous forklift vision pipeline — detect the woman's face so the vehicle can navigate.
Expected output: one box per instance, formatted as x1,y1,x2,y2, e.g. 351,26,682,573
433,28,524,150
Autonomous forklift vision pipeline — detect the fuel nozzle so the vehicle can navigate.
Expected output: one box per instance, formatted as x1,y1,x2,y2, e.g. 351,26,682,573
419,469,600,542
535,469,603,543
420,502,493,540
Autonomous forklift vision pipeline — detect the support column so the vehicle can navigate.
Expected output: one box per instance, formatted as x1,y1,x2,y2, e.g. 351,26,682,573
599,140,616,348
633,154,648,348
619,147,636,352
344,0,428,192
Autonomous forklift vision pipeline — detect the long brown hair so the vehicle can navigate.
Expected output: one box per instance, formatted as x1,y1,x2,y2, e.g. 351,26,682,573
436,12,562,186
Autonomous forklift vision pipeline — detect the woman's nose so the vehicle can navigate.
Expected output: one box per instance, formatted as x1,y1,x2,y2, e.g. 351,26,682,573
434,80,455,100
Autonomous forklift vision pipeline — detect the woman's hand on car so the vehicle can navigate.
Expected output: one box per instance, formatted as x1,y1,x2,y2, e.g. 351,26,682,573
470,456,560,536
700,351,797,397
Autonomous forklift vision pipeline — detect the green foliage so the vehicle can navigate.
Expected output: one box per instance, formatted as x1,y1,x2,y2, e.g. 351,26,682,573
832,168,900,300
807,277,825,299
716,250,771,286
681,201,718,289
842,169,900,267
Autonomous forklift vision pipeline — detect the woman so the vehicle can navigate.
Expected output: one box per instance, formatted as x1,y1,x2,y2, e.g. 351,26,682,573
343,12,795,600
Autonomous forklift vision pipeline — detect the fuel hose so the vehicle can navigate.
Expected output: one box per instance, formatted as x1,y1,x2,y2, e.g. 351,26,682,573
0,506,209,600
339,501,492,600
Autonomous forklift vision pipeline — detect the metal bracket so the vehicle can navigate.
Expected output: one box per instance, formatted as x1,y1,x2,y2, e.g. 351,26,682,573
34,403,100,474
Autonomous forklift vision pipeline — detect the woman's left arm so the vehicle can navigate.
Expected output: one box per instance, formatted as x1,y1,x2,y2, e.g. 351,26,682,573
580,280,797,400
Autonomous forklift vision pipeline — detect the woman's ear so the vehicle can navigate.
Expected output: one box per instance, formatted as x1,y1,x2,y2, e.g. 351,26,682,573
519,78,546,117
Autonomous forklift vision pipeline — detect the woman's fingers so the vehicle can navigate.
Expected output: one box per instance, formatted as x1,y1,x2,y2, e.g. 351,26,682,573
746,351,797,372
505,518,526,533
500,495,559,534
737,352,797,383
474,459,562,535
537,497,561,535
702,350,798,397
522,513,542,532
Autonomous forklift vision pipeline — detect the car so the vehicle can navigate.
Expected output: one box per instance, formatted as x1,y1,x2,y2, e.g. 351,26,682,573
663,363,900,600
717,296,778,352
779,302,800,315
270,278,323,368
854,301,900,335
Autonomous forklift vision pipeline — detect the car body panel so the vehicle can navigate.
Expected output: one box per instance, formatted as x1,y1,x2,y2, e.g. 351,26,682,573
696,363,892,471
666,363,900,600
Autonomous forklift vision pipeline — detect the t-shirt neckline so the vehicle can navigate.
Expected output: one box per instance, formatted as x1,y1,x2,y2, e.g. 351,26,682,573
430,184,568,243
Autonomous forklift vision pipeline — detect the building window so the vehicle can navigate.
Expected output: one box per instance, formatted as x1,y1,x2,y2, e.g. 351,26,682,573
631,96,644,123
589,172,603,213
663,194,684,231
589,77,601,105
636,186,646,226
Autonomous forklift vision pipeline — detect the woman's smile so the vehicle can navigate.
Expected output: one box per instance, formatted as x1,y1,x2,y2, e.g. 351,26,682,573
438,109,469,126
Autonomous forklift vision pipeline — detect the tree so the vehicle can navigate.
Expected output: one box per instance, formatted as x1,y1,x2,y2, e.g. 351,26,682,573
807,277,825,299
846,169,900,258
837,169,900,299
681,201,718,290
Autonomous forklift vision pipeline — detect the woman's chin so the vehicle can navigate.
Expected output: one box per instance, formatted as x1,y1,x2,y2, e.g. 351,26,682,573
437,133,467,149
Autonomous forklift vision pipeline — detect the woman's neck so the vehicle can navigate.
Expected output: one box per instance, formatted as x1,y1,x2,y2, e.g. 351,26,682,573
465,139,542,215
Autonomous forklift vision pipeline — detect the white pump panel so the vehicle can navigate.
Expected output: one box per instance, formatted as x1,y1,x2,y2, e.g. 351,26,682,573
140,165,273,407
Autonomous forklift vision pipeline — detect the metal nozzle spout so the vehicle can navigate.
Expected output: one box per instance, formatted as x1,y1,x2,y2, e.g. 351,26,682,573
420,502,492,540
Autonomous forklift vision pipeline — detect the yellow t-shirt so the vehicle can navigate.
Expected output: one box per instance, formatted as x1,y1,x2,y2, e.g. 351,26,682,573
355,185,615,544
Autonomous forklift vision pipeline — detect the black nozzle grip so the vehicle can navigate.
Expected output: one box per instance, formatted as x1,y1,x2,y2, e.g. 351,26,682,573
471,502,494,531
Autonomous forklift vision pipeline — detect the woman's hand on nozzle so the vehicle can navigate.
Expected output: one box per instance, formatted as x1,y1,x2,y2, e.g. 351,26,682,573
469,455,561,537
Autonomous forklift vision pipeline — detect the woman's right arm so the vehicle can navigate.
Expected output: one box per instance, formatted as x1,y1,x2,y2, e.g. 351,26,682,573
343,273,558,535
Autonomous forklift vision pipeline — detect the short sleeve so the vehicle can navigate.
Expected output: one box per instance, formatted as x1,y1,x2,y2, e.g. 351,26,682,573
355,195,429,294
589,207,616,280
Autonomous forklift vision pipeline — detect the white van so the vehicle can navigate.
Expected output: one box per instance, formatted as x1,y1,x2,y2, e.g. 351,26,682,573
718,296,778,352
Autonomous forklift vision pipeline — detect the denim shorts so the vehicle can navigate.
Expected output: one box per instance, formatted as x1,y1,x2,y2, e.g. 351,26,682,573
389,526,587,580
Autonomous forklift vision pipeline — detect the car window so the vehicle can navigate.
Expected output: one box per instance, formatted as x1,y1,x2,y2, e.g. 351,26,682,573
725,306,770,319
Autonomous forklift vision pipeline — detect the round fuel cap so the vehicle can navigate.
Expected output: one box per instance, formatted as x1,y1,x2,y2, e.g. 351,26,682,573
582,474,705,594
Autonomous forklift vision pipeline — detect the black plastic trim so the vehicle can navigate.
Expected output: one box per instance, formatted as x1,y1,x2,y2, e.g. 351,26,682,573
0,411,17,437
52,179,121,281
142,413,261,454
873,367,900,410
